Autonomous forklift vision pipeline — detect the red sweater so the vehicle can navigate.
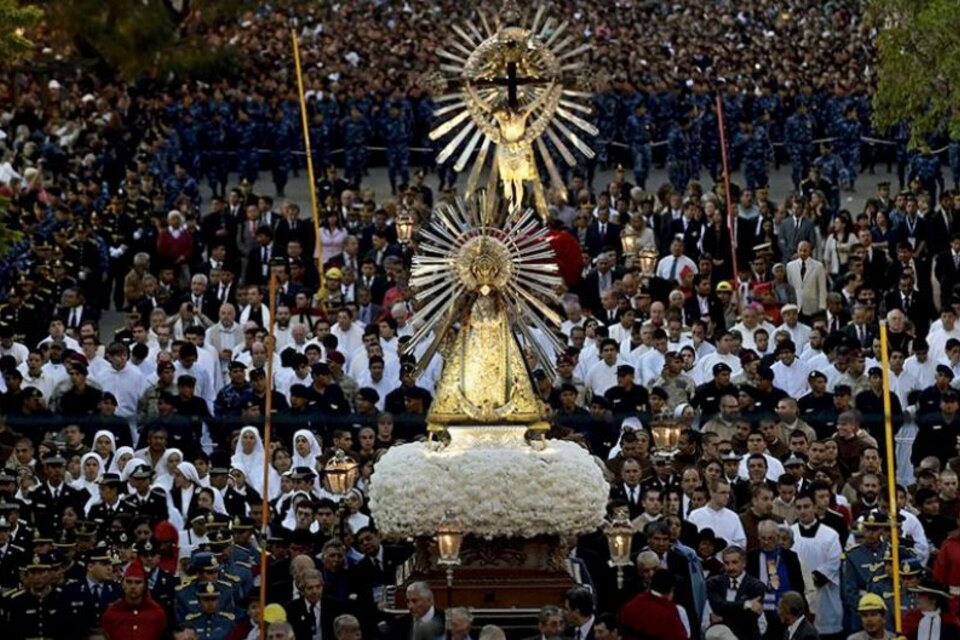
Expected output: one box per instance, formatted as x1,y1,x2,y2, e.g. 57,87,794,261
157,228,194,264
620,591,687,640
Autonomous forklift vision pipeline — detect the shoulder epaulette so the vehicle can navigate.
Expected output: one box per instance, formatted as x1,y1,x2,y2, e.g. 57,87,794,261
219,611,235,620
217,579,233,587
185,612,202,620
3,588,22,599
846,542,861,551
224,573,240,583
235,560,252,568
175,580,194,591
9,544,24,553
872,574,889,582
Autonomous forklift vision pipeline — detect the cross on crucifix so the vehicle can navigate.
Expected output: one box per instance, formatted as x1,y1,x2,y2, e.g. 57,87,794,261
474,58,548,110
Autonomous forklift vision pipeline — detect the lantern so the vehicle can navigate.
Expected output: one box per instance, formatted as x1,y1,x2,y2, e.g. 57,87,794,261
396,210,416,245
436,510,464,567
323,449,359,495
605,508,634,589
620,225,639,256
650,419,683,455
638,247,659,276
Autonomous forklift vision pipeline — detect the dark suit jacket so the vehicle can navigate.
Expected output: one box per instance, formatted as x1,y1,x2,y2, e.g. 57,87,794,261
57,304,100,328
842,322,876,349
285,596,332,640
275,218,316,259
746,548,805,596
585,220,622,257
382,609,445,640
608,483,644,519
245,243,281,286
683,295,725,331
705,573,766,640
208,281,238,308
884,288,932,337
936,249,960,306
787,618,820,640
576,268,624,316
352,544,412,598
179,292,219,321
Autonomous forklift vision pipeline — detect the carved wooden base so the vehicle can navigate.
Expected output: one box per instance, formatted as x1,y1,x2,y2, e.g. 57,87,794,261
395,535,578,609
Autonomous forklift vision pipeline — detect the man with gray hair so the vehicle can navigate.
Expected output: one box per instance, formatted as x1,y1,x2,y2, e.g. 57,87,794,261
746,520,805,638
477,625,506,640
446,607,474,640
523,605,563,640
266,621,295,640
382,581,444,640
334,614,362,640
705,546,765,640
285,568,325,640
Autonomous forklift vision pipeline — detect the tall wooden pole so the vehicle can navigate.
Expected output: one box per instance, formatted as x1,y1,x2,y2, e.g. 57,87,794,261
292,30,325,295
258,274,278,637
879,321,902,632
715,94,739,281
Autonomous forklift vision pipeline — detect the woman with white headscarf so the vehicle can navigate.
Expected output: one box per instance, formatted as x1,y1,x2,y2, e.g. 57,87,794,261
292,429,324,492
154,448,184,492
109,446,135,475
92,430,117,471
72,452,105,498
343,488,371,533
171,461,203,521
232,426,281,500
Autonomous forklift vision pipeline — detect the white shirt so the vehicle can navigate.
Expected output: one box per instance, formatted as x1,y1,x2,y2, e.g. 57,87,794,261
687,505,747,550
730,320,777,352
785,617,804,639
585,358,625,397
770,359,810,398
655,254,697,283
573,616,595,640
0,342,28,365
92,363,146,419
775,322,812,349
905,354,938,390
331,323,366,360
738,453,786,482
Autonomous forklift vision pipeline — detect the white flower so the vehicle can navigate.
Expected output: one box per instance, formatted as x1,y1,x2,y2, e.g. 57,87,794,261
369,439,609,540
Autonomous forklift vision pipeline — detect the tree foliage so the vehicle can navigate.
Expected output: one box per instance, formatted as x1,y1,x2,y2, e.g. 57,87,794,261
39,0,251,83
869,0,960,146
0,0,41,64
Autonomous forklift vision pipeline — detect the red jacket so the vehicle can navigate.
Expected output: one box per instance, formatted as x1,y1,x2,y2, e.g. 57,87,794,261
934,534,960,587
101,594,167,640
619,590,687,640
902,608,960,640
547,228,585,288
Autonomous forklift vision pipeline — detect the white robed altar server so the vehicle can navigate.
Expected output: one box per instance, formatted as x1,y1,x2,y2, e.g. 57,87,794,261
790,495,843,637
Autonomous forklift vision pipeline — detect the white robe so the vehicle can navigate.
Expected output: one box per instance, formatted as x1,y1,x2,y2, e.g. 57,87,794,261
790,521,842,634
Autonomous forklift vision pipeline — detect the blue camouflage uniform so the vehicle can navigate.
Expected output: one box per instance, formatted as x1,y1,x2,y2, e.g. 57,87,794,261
699,105,721,181
815,146,844,209
784,108,815,190
342,110,371,186
269,112,296,197
177,115,202,177
624,107,653,189
593,91,619,167
380,106,412,192
735,122,773,191
200,114,230,198
666,123,692,192
164,169,201,209
908,149,943,202
833,111,863,189
232,112,260,185
309,113,332,173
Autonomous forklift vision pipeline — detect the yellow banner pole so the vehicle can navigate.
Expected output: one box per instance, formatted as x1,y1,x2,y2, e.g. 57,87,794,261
258,273,278,637
879,320,902,632
291,30,325,296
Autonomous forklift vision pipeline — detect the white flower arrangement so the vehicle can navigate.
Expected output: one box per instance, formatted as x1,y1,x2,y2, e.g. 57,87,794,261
368,434,609,540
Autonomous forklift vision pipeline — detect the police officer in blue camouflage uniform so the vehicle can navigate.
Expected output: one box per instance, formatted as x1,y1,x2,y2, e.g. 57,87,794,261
309,111,332,174
735,118,773,191
666,117,692,192
700,101,721,181
177,111,202,179
342,106,371,187
909,145,944,202
185,581,237,640
785,103,815,191
175,552,239,622
593,85,619,168
815,142,844,210
834,105,863,191
232,108,260,187
687,106,703,182
624,102,653,190
269,108,296,198
164,161,201,210
380,104,411,195
201,110,230,199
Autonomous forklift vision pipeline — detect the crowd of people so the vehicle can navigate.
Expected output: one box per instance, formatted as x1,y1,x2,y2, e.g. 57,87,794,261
3,1,960,640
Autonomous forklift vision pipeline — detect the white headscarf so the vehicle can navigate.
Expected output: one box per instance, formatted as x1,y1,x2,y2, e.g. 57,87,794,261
109,446,135,475
149,483,184,530
232,426,281,499
606,416,646,460
155,448,184,492
93,430,117,469
291,429,323,469
71,452,104,494
177,461,227,517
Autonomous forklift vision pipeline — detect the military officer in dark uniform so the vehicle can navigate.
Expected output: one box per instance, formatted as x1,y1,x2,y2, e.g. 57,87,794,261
175,552,238,622
62,222,103,305
0,285,39,345
28,452,86,536
204,528,252,602
0,514,27,591
57,547,123,634
0,499,34,551
86,473,135,533
135,537,177,621
121,465,170,524
184,582,237,640
5,552,63,640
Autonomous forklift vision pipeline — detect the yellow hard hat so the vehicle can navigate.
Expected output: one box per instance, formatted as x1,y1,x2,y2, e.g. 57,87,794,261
263,603,287,623
858,593,887,612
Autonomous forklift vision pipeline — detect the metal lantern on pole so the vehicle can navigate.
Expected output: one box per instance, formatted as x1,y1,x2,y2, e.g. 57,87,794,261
650,418,683,457
605,508,634,589
620,225,639,256
436,510,464,604
637,247,659,276
396,210,416,245
324,449,359,495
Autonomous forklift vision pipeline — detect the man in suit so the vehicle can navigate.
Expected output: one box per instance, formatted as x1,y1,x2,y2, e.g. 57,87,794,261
274,202,315,260
285,568,329,640
705,546,766,640
884,271,932,337
585,209,622,258
563,586,596,640
382,581,444,640
778,209,817,260
181,274,219,321
577,252,621,316
608,458,645,519
843,304,877,350
857,228,890,292
352,526,410,603
357,259,389,305
245,226,279,286
58,287,100,332
200,196,238,259
522,606,565,640
785,241,827,318
642,521,699,639
684,274,725,332
777,591,819,640
935,233,960,309
746,520,805,638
